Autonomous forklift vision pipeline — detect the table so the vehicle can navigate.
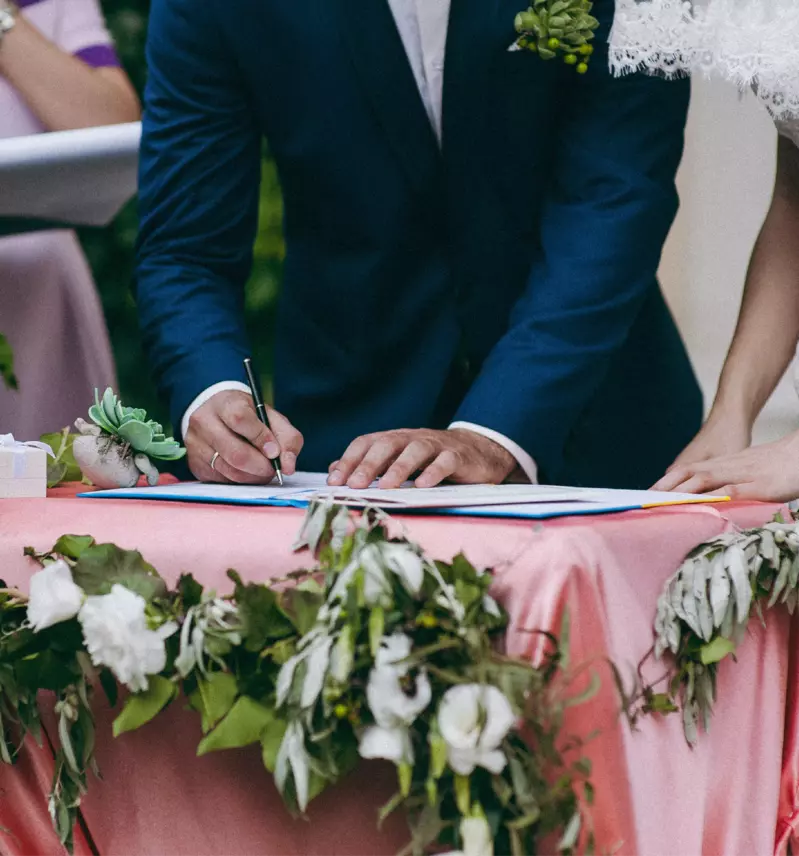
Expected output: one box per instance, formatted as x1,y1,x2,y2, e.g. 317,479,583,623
0,490,796,856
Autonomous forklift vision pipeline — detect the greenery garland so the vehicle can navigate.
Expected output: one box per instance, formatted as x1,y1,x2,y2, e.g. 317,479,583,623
0,503,597,855
618,512,798,744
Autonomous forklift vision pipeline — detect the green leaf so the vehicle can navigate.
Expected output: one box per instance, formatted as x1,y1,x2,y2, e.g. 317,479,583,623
99,668,118,708
0,333,18,390
117,420,154,452
280,588,323,636
228,574,295,650
454,773,471,816
260,715,289,771
699,636,736,665
72,543,166,601
398,762,412,798
369,605,385,658
192,672,238,734
177,574,204,609
646,693,678,714
40,431,83,487
197,695,277,756
14,649,81,693
52,535,96,561
113,676,176,736
564,670,600,708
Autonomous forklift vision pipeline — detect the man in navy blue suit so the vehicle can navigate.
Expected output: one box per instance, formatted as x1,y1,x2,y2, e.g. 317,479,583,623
135,0,702,490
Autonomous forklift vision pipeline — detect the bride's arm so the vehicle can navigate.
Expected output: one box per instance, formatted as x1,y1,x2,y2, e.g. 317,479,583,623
713,136,799,424
665,135,799,469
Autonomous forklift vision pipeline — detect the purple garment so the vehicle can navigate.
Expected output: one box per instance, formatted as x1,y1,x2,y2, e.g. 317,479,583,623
0,0,119,438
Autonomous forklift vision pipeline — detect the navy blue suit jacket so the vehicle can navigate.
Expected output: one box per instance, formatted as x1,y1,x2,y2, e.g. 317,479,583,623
135,0,702,488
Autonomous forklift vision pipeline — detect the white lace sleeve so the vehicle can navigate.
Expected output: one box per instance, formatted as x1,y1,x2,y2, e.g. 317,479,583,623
609,0,799,120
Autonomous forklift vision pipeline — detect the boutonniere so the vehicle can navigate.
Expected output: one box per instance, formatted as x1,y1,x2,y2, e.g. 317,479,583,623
513,0,599,74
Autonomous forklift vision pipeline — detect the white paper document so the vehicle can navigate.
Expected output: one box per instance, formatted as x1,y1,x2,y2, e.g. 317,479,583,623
0,122,140,227
79,471,729,519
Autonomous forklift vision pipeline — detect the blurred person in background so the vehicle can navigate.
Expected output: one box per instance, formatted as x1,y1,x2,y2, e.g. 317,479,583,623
0,0,139,439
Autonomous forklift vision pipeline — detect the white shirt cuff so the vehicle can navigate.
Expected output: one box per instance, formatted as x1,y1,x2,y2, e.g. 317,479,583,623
449,421,538,483
181,381,251,438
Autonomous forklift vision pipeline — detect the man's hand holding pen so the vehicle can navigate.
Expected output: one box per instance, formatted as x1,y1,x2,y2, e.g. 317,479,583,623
185,390,303,484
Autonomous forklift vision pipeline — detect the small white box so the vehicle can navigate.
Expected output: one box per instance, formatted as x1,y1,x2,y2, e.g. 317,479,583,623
0,443,47,498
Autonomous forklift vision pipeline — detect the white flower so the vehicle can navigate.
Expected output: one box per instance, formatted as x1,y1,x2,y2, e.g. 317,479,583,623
438,812,493,856
359,633,432,765
27,560,84,632
78,584,176,692
461,812,494,856
438,684,516,776
442,814,494,856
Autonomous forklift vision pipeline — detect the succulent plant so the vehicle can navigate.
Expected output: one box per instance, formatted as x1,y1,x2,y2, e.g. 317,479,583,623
88,388,185,462
514,0,599,71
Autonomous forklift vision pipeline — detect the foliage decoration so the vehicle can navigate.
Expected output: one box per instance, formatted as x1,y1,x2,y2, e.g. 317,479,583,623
619,512,799,744
1,504,597,855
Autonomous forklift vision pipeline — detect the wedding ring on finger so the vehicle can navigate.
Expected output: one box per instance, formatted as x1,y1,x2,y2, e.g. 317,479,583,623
210,451,220,472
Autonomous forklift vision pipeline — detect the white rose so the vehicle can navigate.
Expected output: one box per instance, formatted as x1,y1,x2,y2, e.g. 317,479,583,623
359,633,431,765
438,684,516,776
78,584,175,692
27,560,85,632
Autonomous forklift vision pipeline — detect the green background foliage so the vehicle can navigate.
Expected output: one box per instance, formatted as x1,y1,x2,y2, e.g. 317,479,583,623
79,0,284,428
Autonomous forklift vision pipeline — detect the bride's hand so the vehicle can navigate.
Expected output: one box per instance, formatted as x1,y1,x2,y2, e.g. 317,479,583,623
664,413,752,473
652,429,799,502
185,390,303,484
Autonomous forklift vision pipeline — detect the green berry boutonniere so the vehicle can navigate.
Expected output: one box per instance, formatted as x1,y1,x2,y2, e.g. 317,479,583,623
514,0,600,74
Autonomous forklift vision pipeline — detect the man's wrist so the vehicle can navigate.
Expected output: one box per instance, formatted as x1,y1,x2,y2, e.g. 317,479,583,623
181,381,251,438
448,421,538,483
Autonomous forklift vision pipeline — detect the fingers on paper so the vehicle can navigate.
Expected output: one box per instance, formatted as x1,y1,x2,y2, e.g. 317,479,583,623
327,435,374,487
654,460,752,497
379,439,439,489
415,450,459,489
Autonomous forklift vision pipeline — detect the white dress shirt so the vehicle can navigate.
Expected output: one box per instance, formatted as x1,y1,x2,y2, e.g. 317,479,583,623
182,0,538,483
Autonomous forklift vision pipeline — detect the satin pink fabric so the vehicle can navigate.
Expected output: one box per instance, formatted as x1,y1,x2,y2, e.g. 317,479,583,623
0,490,794,855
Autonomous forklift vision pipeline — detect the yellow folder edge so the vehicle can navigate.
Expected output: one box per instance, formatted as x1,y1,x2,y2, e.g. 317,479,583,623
641,496,731,509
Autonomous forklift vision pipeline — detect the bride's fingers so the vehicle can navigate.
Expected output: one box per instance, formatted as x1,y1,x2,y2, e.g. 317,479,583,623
652,466,693,491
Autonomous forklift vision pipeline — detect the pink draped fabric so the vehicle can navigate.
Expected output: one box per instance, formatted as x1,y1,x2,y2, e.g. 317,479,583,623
0,490,795,855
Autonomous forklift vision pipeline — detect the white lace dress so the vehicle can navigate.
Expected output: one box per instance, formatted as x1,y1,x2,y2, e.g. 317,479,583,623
610,0,799,122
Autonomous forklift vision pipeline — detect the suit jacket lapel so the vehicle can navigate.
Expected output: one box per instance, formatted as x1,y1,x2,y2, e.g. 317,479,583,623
335,0,441,194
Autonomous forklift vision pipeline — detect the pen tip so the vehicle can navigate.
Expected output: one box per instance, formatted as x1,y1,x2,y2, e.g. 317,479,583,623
276,470,284,487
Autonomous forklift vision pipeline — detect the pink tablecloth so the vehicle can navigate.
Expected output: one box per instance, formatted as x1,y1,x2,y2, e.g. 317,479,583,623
0,491,795,856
